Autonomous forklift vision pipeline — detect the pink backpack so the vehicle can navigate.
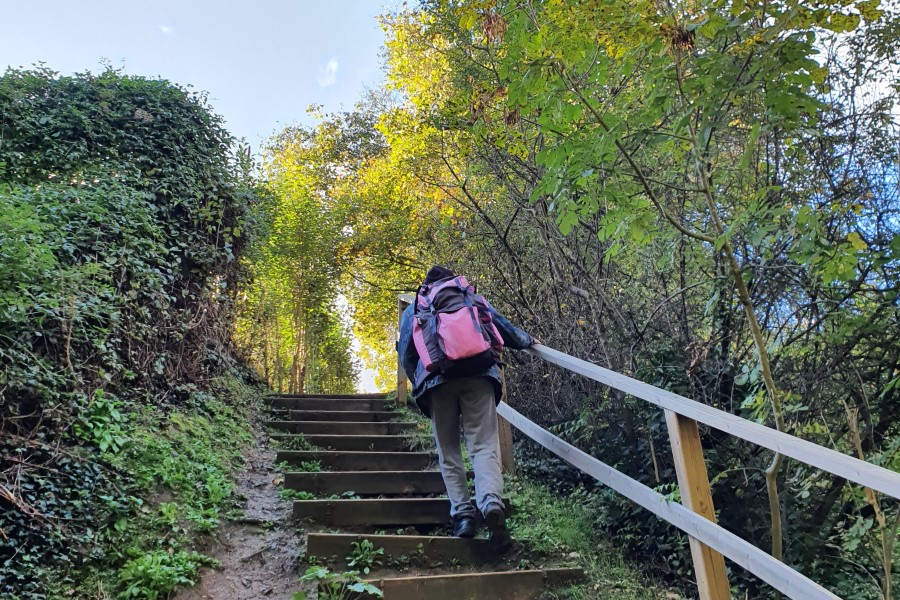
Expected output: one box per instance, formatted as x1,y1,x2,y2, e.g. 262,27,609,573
412,276,504,377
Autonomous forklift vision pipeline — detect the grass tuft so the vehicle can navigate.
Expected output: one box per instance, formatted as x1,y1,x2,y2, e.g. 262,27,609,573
507,476,668,600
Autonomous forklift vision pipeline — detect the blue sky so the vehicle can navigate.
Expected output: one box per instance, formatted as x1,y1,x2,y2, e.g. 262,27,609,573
2,0,390,148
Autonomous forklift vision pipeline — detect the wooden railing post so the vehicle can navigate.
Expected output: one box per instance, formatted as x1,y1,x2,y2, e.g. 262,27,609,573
665,409,731,600
397,295,413,405
498,365,516,475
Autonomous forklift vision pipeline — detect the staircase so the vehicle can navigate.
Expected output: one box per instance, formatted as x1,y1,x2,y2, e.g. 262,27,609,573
265,393,584,599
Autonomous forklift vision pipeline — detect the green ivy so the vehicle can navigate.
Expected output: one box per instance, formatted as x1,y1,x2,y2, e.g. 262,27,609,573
0,66,263,598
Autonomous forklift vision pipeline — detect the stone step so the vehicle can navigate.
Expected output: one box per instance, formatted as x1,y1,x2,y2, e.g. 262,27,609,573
279,410,399,422
276,450,436,471
293,498,510,526
272,434,419,452
267,393,388,399
365,568,585,600
306,533,512,567
267,397,393,411
285,470,463,495
266,420,419,436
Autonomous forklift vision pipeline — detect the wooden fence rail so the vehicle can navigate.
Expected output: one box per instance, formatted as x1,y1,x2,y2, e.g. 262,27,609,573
526,345,900,499
497,402,840,599
396,296,900,599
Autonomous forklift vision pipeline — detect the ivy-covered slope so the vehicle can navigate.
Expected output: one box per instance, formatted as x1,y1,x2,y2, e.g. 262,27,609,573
0,67,263,599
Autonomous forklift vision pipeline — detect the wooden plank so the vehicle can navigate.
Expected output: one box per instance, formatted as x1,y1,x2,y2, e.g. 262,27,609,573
294,498,509,525
397,295,413,406
267,393,388,399
275,450,436,471
497,366,516,476
306,533,506,566
285,410,397,422
497,402,840,600
665,410,731,600
267,398,392,411
497,417,515,476
284,471,454,495
266,421,418,435
270,434,419,452
526,345,900,500
365,568,585,600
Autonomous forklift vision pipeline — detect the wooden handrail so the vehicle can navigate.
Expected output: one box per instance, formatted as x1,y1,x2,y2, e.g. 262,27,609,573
498,402,840,600
526,344,900,499
518,343,900,599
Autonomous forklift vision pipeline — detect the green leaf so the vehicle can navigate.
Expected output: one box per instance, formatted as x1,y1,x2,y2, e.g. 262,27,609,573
739,124,761,172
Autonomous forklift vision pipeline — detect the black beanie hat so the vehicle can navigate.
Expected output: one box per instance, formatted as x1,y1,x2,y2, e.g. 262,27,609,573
423,265,454,285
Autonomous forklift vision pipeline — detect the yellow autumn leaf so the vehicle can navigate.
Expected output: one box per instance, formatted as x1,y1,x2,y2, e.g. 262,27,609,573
848,231,868,251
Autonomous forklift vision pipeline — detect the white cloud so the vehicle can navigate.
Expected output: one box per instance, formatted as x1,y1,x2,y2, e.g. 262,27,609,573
159,25,175,38
317,57,339,88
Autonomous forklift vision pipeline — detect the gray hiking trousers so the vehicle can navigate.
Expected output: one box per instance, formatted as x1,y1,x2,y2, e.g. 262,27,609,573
428,377,504,519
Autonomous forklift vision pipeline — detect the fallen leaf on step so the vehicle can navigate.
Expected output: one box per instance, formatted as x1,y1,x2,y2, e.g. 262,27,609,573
272,476,284,485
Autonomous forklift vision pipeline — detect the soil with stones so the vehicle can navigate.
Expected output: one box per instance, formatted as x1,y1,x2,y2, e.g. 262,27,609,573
174,422,302,600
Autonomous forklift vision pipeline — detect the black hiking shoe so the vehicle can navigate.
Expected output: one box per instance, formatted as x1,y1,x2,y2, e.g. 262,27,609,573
484,502,513,554
451,516,477,538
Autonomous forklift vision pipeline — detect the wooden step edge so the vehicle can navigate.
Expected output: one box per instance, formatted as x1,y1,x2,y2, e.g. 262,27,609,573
266,398,394,411
275,450,437,459
266,420,419,426
275,410,400,421
292,497,510,508
286,469,445,476
284,470,473,494
306,532,527,565
293,497,511,525
271,434,420,449
362,568,586,598
272,434,417,439
275,450,438,471
285,470,454,495
266,422,422,437
366,567,586,584
266,393,389,399
265,420,420,428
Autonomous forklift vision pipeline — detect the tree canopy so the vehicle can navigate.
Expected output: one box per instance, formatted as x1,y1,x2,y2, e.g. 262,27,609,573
251,1,900,597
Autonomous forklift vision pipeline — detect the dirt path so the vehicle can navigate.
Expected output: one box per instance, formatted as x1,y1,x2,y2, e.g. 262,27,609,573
174,424,301,600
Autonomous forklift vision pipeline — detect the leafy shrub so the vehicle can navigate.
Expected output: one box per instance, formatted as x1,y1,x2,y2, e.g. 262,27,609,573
280,489,317,500
346,540,384,575
73,390,128,453
0,66,262,598
117,550,216,600
293,566,383,600
297,460,325,472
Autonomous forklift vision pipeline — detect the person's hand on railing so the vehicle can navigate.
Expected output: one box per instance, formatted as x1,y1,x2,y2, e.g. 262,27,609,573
531,338,541,346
